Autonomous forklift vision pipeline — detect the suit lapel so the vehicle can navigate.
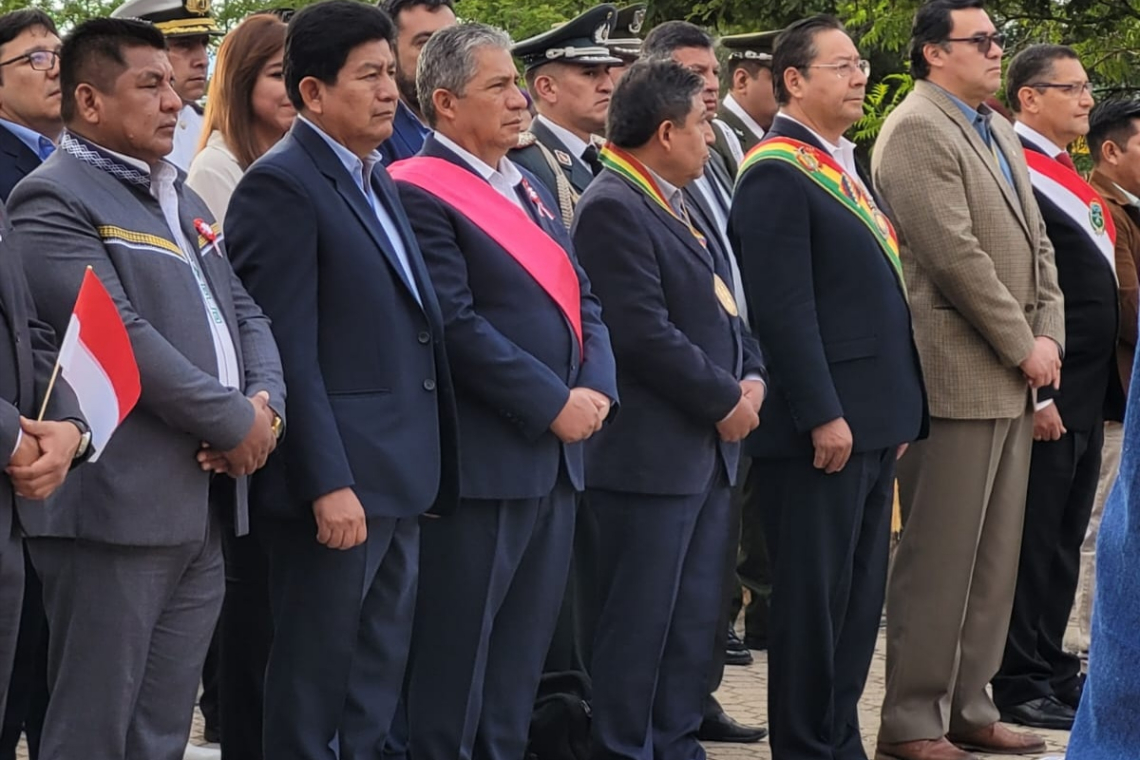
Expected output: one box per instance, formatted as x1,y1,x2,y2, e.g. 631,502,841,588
626,182,713,270
175,201,245,369
0,127,42,182
917,82,1030,236
372,167,436,318
294,121,422,307
533,119,593,193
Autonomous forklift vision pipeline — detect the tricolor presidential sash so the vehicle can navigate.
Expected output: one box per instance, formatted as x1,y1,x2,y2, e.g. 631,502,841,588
738,137,905,291
1023,149,1117,275
389,156,583,350
598,143,739,317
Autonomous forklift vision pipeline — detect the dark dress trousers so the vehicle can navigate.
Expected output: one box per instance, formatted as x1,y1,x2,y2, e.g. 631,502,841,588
993,137,1119,710
394,135,617,760
226,118,460,760
573,166,766,760
731,116,927,760
0,125,48,760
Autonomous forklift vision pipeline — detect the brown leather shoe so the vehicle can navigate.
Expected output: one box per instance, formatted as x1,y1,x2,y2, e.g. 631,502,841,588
948,723,1047,755
875,738,979,760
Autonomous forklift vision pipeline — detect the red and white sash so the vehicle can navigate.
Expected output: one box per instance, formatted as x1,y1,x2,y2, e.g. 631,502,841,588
1023,149,1116,275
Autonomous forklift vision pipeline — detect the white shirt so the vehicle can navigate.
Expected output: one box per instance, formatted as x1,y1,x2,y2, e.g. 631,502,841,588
1014,121,1066,159
106,144,241,389
1116,183,1140,208
722,93,767,142
535,115,591,172
168,103,204,172
433,131,526,211
299,116,421,306
778,112,868,195
186,131,244,224
689,173,750,324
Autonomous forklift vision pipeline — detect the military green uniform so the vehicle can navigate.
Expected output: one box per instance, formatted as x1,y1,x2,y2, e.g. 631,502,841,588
712,30,780,177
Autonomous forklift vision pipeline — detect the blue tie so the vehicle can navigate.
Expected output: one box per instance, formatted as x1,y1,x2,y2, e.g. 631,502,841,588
37,136,54,161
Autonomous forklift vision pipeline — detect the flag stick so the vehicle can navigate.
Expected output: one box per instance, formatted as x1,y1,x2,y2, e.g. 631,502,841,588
37,266,92,421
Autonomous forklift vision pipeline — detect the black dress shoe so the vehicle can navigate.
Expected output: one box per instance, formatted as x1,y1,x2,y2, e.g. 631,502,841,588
726,626,753,666
1055,673,1086,711
743,634,768,652
998,695,1076,730
697,710,768,743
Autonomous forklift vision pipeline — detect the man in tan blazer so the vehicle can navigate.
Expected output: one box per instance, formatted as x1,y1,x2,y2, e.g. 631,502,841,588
871,1,1064,759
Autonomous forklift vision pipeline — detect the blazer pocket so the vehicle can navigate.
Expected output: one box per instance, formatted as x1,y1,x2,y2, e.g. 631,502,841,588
327,388,392,398
824,336,878,363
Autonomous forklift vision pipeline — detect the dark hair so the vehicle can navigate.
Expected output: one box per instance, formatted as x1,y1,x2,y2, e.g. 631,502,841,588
607,59,703,149
199,14,288,168
641,20,713,61
284,0,395,111
1088,97,1140,165
381,0,454,29
909,0,985,79
0,9,58,86
60,18,165,123
771,15,844,105
1004,44,1078,113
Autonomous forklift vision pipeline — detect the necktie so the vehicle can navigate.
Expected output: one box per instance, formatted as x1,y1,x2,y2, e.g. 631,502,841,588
582,144,603,177
1056,151,1077,172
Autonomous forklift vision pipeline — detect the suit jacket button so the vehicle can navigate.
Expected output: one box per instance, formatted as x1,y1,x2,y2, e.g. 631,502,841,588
418,331,431,344
423,379,436,391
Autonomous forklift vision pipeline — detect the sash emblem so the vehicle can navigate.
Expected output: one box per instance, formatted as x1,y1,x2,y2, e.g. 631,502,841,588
795,146,820,172
1090,200,1106,235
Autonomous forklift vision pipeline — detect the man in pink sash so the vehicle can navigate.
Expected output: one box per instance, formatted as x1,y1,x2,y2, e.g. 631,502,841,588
391,23,617,760
991,43,1118,732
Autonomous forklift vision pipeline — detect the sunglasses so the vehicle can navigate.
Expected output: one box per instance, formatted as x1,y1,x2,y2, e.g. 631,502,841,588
943,32,1005,55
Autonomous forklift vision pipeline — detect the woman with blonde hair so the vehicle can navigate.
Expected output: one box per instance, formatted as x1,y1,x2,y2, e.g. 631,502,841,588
187,12,295,223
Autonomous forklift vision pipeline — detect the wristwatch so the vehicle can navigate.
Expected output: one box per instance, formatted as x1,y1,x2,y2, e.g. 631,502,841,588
70,420,92,460
270,412,284,440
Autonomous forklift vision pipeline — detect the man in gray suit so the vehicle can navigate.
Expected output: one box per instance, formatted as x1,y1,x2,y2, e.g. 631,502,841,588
6,19,284,760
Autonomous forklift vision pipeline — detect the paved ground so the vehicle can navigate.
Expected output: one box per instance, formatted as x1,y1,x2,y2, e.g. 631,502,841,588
18,625,1073,760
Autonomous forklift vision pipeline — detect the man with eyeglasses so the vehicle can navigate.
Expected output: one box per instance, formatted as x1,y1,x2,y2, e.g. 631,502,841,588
990,43,1114,733
871,1,1064,759
111,0,223,172
731,15,926,760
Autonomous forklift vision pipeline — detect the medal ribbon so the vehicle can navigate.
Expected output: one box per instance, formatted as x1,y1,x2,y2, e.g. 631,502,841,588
738,137,905,290
599,143,707,248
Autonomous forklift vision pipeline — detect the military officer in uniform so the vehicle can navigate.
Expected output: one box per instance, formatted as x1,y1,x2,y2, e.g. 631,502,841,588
712,30,780,174
111,0,223,172
605,3,645,80
510,5,620,222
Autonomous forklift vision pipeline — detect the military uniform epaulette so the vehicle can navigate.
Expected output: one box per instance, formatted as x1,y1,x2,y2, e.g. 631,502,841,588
514,131,538,149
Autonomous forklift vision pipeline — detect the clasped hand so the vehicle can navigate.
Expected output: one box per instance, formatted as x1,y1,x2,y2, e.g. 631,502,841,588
1020,336,1061,391
716,381,763,442
197,391,277,476
6,418,82,500
550,388,610,443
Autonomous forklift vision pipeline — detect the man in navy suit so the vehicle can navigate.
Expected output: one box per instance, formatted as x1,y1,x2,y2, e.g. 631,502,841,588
378,0,455,164
992,45,1119,731
731,17,926,760
224,3,459,758
392,23,617,760
0,10,63,758
572,60,766,760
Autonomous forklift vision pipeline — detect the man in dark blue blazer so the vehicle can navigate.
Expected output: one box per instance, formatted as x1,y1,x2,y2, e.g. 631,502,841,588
224,4,459,758
573,60,766,760
732,18,926,760
392,23,617,760
0,12,65,754
993,46,1120,730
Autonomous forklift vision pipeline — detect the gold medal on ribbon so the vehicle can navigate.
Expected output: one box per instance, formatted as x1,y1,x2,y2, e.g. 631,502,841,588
713,274,739,317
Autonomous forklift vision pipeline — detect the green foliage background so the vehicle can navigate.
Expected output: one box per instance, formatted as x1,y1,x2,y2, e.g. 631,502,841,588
15,0,1140,144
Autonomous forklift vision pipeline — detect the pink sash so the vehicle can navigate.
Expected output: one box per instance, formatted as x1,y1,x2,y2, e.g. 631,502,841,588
390,156,583,350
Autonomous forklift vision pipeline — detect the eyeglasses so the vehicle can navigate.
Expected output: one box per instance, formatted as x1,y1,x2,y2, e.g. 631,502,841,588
1030,81,1094,98
0,50,59,71
809,59,871,79
943,32,1005,54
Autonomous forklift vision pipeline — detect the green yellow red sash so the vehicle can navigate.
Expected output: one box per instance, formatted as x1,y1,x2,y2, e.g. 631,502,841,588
598,143,708,249
738,137,905,289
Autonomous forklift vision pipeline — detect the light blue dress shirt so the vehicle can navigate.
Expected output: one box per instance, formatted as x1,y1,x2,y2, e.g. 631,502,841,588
298,115,422,306
935,86,1014,187
0,118,54,160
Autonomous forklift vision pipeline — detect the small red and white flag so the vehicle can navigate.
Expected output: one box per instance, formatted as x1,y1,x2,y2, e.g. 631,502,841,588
56,269,141,462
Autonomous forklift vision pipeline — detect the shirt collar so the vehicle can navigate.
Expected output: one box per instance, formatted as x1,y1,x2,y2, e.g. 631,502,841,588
931,82,994,128
777,112,856,159
60,131,179,189
534,114,591,160
0,119,53,160
722,94,766,141
1115,182,1140,207
1013,121,1066,158
299,114,384,184
433,131,523,188
645,165,683,214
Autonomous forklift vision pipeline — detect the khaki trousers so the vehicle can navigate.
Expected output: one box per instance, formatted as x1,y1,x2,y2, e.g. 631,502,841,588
879,412,1033,742
1076,420,1123,649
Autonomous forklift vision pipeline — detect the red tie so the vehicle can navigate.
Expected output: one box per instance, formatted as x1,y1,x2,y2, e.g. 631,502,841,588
1056,152,1077,172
